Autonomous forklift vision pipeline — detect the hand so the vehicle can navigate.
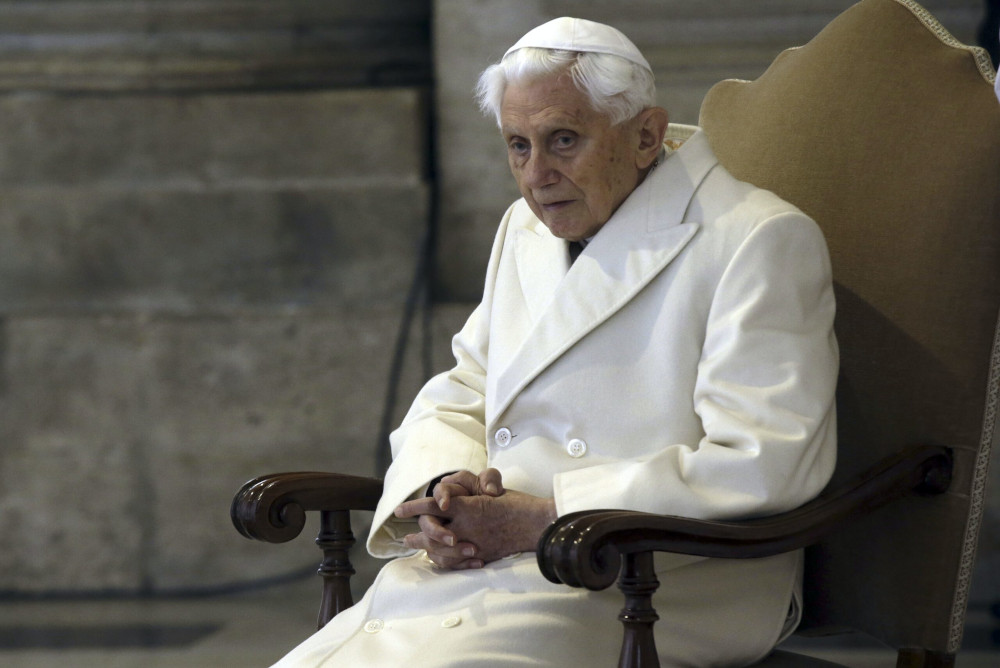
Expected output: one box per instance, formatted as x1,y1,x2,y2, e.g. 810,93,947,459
395,469,556,570
393,469,505,570
432,469,505,512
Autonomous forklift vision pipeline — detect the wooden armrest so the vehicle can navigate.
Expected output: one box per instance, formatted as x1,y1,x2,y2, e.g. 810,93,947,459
231,472,383,544
231,472,383,627
537,445,952,591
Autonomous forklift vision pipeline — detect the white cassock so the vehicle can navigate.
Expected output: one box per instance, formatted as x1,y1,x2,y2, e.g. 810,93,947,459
995,60,999,104
273,125,839,667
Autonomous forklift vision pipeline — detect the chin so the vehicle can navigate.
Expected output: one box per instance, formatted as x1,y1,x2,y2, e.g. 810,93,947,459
538,216,581,239
544,225,581,241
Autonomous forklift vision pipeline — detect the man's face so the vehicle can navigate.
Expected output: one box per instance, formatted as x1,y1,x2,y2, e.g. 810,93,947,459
500,73,642,241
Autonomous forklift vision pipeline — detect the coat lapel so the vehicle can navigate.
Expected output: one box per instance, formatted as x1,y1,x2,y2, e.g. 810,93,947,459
488,130,719,425
512,220,571,324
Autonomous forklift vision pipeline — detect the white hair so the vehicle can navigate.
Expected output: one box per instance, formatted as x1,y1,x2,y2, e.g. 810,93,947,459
475,47,656,127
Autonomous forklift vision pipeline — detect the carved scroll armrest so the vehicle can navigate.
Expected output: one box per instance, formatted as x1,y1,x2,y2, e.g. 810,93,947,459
231,472,382,543
536,445,952,668
231,472,384,627
538,445,952,591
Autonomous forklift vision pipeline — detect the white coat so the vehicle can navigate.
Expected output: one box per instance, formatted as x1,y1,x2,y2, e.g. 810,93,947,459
273,126,838,667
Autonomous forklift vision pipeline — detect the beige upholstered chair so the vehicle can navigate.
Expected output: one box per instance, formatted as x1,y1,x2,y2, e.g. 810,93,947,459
691,0,1000,665
232,1,999,666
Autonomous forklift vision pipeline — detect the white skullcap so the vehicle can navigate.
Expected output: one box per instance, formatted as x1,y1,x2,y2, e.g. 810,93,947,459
503,17,651,72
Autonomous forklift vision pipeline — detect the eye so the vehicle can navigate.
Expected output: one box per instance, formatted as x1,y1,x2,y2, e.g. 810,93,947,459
507,138,529,155
553,133,576,149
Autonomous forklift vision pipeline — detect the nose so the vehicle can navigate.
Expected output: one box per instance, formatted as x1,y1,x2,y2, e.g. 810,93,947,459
523,150,558,189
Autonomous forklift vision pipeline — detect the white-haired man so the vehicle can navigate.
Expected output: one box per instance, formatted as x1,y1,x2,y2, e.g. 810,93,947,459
274,17,838,667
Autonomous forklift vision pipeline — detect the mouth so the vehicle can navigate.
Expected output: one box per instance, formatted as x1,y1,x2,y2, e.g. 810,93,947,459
540,200,573,212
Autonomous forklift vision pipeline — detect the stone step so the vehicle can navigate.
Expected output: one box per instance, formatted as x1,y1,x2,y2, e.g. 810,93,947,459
0,86,429,313
0,303,475,593
0,88,427,187
0,182,428,312
0,0,432,91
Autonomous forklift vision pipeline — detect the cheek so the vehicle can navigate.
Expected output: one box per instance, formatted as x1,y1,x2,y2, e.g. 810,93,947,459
584,162,627,212
603,149,635,203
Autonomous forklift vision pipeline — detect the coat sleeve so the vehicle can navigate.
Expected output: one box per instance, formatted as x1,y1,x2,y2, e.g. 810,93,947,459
366,205,516,558
552,212,839,521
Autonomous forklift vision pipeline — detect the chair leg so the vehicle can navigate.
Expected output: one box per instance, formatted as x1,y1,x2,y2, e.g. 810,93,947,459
617,551,661,668
896,648,955,668
316,509,357,629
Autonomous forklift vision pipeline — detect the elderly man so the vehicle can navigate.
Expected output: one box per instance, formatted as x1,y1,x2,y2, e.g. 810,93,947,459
274,17,837,667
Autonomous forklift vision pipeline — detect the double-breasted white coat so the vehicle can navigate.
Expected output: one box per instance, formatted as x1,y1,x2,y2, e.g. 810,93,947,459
273,126,838,667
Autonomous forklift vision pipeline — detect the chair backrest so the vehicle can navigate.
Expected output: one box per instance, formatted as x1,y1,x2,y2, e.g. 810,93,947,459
699,0,1000,655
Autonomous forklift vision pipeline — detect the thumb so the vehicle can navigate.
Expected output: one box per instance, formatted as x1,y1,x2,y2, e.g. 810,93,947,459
479,468,504,496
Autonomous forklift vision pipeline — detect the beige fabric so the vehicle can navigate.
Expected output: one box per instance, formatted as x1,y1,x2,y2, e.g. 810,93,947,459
699,0,1000,656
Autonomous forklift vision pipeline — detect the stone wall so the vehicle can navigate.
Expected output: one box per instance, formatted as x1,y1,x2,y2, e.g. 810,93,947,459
0,0,439,595
0,0,996,608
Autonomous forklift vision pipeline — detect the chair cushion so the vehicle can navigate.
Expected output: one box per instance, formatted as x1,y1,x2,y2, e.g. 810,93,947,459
699,0,1000,655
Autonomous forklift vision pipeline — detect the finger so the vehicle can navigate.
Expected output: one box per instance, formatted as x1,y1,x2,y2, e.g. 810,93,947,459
418,513,457,547
435,471,481,511
428,554,485,570
403,533,481,569
440,470,481,494
425,545,484,571
479,467,504,496
395,496,445,519
434,481,474,511
443,557,485,570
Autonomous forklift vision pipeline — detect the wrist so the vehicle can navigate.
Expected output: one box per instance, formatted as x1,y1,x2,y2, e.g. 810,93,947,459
523,498,557,552
542,498,557,525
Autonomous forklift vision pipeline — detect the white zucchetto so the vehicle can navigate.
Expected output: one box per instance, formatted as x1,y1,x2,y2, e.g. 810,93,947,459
503,17,651,72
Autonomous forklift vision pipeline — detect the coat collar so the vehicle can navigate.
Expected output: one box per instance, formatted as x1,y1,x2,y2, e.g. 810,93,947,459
487,128,718,425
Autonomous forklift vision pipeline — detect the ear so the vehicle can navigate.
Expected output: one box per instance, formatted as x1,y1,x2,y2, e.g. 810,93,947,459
634,106,669,170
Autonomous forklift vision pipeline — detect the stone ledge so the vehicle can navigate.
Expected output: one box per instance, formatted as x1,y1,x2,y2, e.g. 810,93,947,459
0,182,429,313
0,303,475,593
0,88,428,187
0,0,432,91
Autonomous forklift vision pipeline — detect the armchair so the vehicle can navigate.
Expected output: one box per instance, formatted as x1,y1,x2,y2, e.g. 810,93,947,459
232,0,1000,666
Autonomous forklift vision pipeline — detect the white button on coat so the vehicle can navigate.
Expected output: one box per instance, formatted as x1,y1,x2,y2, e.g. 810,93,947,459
441,616,462,628
566,438,588,458
363,619,384,633
494,427,513,448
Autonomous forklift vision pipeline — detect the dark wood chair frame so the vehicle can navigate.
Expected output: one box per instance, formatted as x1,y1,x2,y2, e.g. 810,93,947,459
231,443,954,667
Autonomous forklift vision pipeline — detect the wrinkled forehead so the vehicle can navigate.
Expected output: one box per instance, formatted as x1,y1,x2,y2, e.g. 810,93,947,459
501,57,577,97
499,71,605,131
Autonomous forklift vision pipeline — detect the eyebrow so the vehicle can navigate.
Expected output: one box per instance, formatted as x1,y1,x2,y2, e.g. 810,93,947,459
502,119,581,140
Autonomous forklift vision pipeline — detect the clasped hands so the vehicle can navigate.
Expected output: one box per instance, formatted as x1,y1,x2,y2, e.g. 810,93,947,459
394,468,557,570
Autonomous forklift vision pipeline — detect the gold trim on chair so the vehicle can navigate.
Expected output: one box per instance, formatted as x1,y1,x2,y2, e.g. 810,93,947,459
951,310,1000,652
895,0,997,84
